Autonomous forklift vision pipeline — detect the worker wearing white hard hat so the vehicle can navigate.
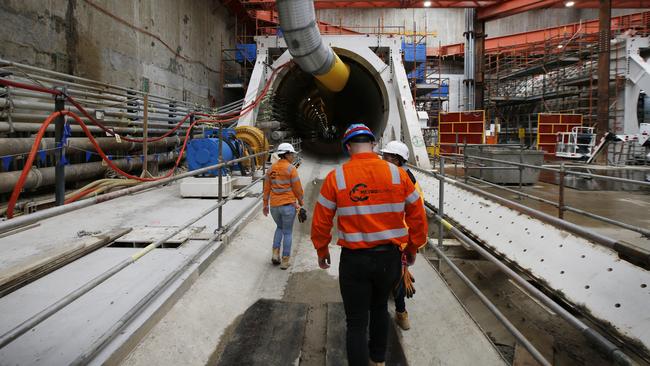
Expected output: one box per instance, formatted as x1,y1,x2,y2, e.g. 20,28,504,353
381,140,425,332
380,140,410,164
262,142,303,269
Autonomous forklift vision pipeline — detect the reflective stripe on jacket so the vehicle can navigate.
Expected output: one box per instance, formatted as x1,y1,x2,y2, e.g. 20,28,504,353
263,159,303,207
311,152,428,258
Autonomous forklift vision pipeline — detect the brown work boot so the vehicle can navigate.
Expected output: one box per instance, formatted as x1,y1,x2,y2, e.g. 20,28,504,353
369,360,385,366
395,311,410,330
280,256,290,270
271,248,280,265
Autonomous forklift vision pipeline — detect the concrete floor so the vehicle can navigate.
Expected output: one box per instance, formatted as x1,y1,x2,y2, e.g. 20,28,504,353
0,182,261,366
121,158,506,366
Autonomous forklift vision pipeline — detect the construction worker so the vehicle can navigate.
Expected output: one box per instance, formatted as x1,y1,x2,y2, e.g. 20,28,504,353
311,124,428,366
263,142,304,270
380,140,425,331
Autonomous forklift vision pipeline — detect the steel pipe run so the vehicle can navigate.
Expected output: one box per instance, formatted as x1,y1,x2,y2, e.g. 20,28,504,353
0,175,264,350
427,241,551,366
0,121,186,136
0,136,181,158
71,179,264,365
276,0,350,92
426,211,637,366
0,151,269,234
0,152,179,193
0,59,197,108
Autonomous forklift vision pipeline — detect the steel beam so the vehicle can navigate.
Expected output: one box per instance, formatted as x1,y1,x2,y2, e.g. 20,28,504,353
597,0,612,138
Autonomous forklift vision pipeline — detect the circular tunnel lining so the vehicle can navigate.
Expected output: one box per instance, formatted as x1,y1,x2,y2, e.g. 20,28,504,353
273,55,387,156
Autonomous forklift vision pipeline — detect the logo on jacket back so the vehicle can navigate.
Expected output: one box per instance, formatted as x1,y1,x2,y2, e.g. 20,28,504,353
349,183,369,202
349,183,398,202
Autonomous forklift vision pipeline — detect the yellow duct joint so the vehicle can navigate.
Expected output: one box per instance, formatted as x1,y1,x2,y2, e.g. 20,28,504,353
315,53,350,92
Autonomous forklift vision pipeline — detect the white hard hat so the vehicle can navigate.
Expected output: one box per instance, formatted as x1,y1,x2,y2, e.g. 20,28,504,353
277,142,296,154
380,140,409,161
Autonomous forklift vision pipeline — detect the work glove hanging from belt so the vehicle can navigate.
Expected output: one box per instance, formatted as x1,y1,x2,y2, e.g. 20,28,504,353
400,253,416,298
298,207,308,223
402,266,416,298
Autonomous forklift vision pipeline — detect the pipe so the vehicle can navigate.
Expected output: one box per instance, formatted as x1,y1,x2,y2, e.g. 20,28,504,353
0,151,269,234
276,0,350,92
0,175,263,350
428,244,551,366
0,152,179,193
0,59,188,106
425,217,636,366
0,121,183,136
0,136,181,157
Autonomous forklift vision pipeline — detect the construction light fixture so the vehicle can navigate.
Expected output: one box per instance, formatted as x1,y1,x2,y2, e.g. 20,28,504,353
565,1,575,6
423,1,432,6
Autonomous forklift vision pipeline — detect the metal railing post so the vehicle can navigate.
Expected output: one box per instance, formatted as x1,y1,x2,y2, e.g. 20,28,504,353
218,122,223,229
518,144,524,199
54,87,66,206
438,156,445,248
463,141,468,183
558,163,566,219
189,113,195,141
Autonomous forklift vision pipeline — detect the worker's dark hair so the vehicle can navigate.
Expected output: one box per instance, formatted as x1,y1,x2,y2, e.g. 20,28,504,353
279,152,291,159
385,153,406,166
346,134,374,144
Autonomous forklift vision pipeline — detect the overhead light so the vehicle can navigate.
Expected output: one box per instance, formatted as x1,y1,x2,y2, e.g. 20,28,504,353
565,1,575,7
558,44,564,48
423,1,432,6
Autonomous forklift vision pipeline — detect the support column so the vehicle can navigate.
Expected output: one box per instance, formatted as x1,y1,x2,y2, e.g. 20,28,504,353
474,14,485,110
54,89,66,206
463,9,475,111
597,0,611,137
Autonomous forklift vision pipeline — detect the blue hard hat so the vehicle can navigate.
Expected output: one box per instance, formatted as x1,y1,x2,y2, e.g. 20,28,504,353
342,123,375,145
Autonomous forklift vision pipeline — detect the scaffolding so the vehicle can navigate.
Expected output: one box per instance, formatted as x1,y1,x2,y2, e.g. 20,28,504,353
483,12,650,145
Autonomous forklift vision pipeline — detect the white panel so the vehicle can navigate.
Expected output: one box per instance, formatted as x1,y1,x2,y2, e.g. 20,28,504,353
414,170,650,354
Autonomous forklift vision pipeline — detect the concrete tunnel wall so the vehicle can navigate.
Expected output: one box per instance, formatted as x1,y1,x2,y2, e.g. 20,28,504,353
0,0,236,106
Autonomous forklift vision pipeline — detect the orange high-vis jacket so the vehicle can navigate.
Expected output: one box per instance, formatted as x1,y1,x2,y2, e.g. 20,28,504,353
263,159,304,208
311,152,428,259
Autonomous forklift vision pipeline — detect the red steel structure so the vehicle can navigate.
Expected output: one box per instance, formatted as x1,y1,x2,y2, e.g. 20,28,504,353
223,0,649,26
432,10,650,56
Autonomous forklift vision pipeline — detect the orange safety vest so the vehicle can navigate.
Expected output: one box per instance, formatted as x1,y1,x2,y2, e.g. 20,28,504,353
311,152,428,258
263,159,304,208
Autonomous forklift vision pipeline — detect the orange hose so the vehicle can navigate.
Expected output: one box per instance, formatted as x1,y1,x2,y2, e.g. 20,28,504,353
64,187,98,204
4,61,291,218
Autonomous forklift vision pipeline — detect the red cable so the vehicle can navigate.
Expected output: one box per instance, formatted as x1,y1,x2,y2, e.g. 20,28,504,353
4,61,291,217
6,110,199,218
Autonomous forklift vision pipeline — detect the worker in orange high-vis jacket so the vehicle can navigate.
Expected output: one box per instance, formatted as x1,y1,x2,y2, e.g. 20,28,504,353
380,140,425,332
263,142,304,270
311,124,427,366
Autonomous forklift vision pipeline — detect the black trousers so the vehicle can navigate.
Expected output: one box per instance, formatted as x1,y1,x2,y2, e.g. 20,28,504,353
339,246,402,365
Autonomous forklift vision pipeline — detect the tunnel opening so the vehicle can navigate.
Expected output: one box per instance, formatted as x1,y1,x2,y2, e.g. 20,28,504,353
273,54,387,156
